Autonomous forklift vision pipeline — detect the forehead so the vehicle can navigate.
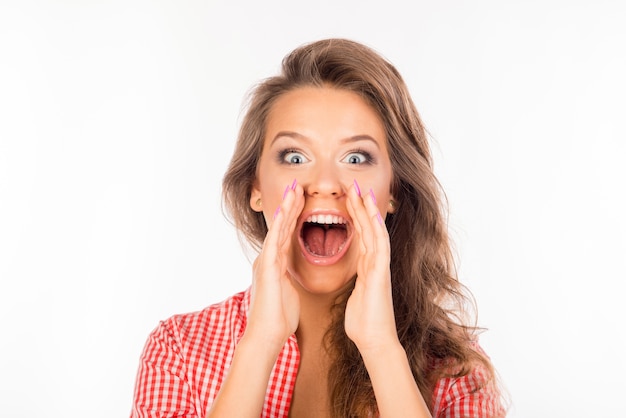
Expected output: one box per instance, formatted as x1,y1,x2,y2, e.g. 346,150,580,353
264,86,386,146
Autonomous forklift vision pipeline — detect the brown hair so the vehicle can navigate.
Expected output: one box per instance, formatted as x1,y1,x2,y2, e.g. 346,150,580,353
222,38,502,417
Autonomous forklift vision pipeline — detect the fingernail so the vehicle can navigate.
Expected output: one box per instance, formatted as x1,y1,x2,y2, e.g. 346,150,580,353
273,206,281,219
283,185,290,200
369,188,377,205
377,212,384,225
353,179,361,196
291,178,297,190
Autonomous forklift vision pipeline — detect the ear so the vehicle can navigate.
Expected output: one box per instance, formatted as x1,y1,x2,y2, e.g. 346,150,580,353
388,194,398,214
250,181,263,213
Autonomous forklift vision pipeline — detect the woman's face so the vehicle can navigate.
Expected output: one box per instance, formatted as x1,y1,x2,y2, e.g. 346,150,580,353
250,86,395,296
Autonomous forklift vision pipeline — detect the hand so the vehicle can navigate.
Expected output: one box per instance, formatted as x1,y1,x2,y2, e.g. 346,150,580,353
344,183,400,354
243,182,305,353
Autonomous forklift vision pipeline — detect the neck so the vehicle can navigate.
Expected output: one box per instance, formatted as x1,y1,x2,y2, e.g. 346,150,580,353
295,291,334,345
293,281,352,346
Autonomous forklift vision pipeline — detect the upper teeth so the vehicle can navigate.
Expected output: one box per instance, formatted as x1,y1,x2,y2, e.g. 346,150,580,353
306,214,347,225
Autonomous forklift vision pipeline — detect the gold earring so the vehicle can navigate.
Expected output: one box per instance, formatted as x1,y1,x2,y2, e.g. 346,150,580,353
389,200,396,209
256,198,262,207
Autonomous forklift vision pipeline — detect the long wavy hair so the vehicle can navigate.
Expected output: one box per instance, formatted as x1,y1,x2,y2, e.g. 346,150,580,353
222,38,499,417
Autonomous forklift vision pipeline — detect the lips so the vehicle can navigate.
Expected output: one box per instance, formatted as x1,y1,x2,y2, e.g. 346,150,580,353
298,210,353,265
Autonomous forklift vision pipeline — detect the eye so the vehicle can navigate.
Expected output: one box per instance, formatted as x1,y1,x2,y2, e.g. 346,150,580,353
280,150,309,165
342,151,373,165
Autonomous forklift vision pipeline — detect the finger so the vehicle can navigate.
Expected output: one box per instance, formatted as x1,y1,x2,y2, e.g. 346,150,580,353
283,183,304,238
362,188,390,254
346,185,367,254
258,185,295,275
348,186,392,285
361,189,391,282
347,184,376,256
276,183,304,252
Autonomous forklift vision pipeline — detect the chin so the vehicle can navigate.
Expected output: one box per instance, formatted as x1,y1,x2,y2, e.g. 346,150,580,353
288,249,357,297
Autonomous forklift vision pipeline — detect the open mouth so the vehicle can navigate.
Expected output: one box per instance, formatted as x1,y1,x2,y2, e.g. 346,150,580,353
299,213,351,262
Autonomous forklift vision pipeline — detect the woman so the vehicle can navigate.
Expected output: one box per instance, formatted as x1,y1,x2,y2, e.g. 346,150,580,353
131,38,506,417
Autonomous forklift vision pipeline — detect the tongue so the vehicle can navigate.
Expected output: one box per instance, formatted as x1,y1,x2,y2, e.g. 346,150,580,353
303,224,347,257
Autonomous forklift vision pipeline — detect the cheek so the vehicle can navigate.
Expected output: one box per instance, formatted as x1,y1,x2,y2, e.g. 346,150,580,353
258,163,284,194
258,169,295,216
361,173,392,198
370,176,394,213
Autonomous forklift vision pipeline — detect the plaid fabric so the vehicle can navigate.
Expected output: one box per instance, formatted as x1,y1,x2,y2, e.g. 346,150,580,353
130,289,504,417
431,358,505,417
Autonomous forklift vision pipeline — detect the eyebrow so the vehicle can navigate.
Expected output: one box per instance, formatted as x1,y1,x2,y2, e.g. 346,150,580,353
270,131,382,149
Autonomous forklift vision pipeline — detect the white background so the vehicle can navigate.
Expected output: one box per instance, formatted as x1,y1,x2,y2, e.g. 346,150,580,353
1,1,624,417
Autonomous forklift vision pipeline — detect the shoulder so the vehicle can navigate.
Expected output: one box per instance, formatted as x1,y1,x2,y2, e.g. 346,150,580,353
431,343,506,418
131,290,252,416
145,288,250,355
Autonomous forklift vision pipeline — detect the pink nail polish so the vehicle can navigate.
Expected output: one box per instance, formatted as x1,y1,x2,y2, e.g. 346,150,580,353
291,178,297,190
273,206,281,219
377,212,384,225
369,188,377,205
283,185,290,200
353,179,361,196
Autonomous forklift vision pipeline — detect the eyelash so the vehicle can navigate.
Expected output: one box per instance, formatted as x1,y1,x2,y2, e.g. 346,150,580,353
345,148,375,165
277,148,307,165
276,148,376,165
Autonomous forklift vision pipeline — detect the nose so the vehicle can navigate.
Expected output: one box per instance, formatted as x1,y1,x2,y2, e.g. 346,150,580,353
303,163,345,198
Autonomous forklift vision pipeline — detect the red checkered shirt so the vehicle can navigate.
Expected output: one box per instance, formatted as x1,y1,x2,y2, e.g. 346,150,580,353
130,288,504,417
